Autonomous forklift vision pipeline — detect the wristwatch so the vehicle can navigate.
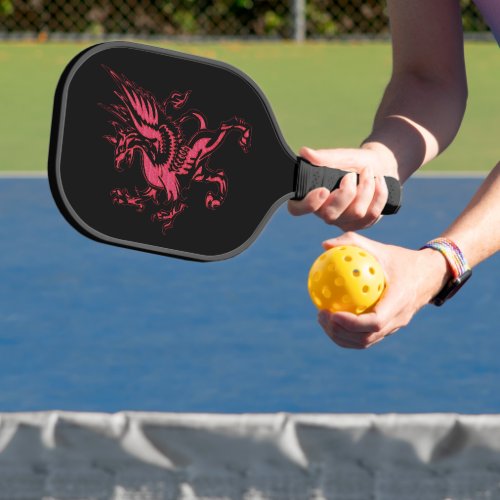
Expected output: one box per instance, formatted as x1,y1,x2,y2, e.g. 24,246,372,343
421,238,472,306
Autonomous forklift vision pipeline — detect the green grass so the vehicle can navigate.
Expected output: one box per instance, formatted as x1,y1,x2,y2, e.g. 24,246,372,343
0,40,497,172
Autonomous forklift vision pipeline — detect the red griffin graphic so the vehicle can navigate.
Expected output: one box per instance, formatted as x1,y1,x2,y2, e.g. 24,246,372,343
100,66,252,232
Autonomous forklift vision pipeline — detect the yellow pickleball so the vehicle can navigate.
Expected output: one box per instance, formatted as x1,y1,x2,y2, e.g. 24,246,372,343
308,245,385,314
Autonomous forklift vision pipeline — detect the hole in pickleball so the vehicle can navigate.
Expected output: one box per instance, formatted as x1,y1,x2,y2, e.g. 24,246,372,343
344,256,352,262
378,284,382,291
356,306,366,314
342,295,351,304
369,267,376,275
352,269,360,277
362,285,369,293
322,286,332,299
327,264,335,272
313,294,322,307
313,271,321,282
334,277,344,287
359,252,367,257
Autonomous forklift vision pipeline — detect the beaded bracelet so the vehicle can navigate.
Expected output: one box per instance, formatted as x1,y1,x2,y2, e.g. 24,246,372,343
420,237,472,306
421,238,470,278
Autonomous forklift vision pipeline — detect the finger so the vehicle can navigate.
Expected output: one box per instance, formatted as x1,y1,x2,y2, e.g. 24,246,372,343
298,146,325,165
331,336,364,349
342,164,376,221
332,293,402,339
322,231,369,251
329,311,385,335
320,322,365,349
385,328,400,337
319,311,371,349
294,146,368,222
367,288,412,335
319,309,393,349
330,324,371,348
315,172,357,224
328,326,380,349
330,316,391,349
288,188,330,216
360,328,399,348
325,171,390,231
364,335,386,348
317,310,333,330
299,147,367,170
363,174,389,223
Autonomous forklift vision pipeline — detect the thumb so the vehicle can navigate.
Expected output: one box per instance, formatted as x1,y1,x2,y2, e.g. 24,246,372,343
299,147,365,170
299,146,324,165
322,231,368,250
321,233,388,271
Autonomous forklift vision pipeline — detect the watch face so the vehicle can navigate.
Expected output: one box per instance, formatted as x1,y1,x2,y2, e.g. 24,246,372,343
432,269,472,306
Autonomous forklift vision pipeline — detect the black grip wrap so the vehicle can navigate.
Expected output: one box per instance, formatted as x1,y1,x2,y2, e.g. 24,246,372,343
382,175,402,215
293,157,402,215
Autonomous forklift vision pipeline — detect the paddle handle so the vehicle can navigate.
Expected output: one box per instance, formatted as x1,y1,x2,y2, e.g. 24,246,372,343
293,157,402,215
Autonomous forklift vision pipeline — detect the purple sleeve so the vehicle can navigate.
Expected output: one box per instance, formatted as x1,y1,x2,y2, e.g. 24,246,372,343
473,0,500,45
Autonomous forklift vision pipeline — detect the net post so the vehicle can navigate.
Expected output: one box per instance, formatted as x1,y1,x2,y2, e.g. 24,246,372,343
292,0,306,42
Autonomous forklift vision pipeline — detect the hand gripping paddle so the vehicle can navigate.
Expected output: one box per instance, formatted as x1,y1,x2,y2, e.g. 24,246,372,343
49,41,401,261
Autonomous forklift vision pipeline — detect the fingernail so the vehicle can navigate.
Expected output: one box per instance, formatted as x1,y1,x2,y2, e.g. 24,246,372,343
341,172,355,186
318,189,329,201
318,310,329,323
330,318,341,329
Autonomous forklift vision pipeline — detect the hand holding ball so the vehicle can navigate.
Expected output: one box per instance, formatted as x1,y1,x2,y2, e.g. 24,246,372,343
308,245,385,314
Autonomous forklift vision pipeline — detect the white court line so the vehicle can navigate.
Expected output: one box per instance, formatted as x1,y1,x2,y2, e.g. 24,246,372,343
0,170,489,179
414,170,487,178
0,171,48,178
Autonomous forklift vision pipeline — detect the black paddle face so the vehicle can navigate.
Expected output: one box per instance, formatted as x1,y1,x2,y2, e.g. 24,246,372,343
49,42,296,261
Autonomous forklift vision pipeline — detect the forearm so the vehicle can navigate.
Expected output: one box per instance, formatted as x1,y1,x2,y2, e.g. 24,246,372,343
441,162,500,267
418,162,500,303
362,73,467,182
360,0,467,183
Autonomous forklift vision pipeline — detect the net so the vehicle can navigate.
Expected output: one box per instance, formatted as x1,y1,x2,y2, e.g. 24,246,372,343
1,412,500,499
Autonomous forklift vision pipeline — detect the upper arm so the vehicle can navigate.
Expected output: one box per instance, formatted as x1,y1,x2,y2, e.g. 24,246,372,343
387,0,467,87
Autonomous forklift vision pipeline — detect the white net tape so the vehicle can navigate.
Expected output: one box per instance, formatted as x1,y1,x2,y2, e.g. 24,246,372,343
0,412,500,499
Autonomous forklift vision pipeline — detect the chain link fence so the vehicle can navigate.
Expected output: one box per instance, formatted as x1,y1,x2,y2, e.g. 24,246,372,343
0,0,491,40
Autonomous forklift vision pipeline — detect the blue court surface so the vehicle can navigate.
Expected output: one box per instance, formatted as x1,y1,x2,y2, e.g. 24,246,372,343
0,176,498,413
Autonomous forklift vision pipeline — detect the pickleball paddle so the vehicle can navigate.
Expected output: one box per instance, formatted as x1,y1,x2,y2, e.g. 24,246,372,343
49,41,401,261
